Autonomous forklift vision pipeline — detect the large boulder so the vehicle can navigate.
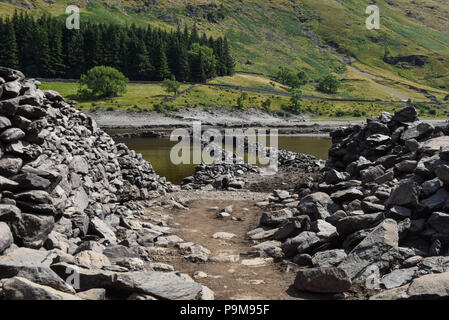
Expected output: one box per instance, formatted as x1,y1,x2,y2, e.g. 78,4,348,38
392,106,418,123
2,277,81,300
335,212,384,236
260,209,293,227
385,181,419,208
406,272,449,299
338,219,399,281
12,213,55,248
294,267,352,293
113,271,203,300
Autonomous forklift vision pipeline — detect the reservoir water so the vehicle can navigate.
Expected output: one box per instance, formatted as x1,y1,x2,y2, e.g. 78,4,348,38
113,135,332,184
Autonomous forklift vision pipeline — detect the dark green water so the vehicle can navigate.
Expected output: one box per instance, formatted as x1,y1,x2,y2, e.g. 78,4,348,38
113,135,332,184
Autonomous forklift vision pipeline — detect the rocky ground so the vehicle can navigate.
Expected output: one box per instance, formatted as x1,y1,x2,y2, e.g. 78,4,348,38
2,66,449,300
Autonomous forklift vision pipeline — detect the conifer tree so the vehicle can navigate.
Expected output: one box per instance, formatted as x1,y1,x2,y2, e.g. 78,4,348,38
0,18,19,69
153,39,171,80
66,30,85,78
223,37,235,75
48,21,66,77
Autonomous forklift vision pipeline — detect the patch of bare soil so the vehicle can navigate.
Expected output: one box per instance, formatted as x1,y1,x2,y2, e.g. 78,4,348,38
245,168,320,192
155,196,302,300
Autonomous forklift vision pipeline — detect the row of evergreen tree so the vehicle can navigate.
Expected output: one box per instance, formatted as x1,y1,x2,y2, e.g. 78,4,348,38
0,12,235,82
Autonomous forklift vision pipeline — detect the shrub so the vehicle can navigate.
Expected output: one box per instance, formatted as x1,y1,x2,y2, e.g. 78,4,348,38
153,103,163,113
79,66,128,98
317,74,341,94
335,109,345,117
261,98,272,111
236,92,248,109
162,78,181,96
352,109,362,117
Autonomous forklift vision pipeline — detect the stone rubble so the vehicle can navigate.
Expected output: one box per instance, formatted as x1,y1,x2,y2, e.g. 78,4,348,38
249,106,449,298
0,68,208,300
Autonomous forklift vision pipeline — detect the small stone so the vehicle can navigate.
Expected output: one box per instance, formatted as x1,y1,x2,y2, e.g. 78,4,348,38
212,232,236,240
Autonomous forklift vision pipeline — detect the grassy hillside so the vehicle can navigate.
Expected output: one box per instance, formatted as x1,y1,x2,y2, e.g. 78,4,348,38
1,0,449,101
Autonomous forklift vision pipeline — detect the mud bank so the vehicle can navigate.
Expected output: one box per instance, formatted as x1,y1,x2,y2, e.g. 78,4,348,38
88,108,448,135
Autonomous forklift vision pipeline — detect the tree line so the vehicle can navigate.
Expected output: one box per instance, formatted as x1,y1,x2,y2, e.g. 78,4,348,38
0,12,235,82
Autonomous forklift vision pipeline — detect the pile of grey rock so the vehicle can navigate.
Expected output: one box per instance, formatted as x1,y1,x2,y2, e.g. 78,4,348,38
181,137,320,190
252,106,449,299
0,68,209,300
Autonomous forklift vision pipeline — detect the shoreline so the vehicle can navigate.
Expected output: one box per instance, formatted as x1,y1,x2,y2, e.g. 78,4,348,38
90,109,449,137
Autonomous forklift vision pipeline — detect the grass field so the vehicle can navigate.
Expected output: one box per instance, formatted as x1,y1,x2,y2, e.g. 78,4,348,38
40,81,191,112
40,77,448,119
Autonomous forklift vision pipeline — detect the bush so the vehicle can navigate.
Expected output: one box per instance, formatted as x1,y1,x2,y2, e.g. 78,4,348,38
153,103,163,113
79,66,128,98
283,88,304,114
317,74,341,94
236,92,248,109
444,94,449,101
334,109,346,117
162,78,181,96
261,98,272,111
352,109,362,117
276,65,308,88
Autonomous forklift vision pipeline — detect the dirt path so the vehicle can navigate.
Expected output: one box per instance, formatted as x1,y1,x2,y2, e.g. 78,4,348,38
154,191,304,300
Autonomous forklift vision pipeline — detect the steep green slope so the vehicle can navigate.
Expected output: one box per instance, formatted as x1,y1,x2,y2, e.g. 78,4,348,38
1,0,449,92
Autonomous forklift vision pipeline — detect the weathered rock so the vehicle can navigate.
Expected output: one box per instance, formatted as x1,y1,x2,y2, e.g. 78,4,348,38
177,242,210,263
360,165,385,183
74,250,111,269
380,267,417,289
331,188,364,203
0,128,25,142
2,277,81,300
324,169,350,184
422,136,449,154
346,157,372,176
76,288,106,300
12,213,55,249
392,106,418,123
1,81,21,99
69,156,89,175
427,212,449,234
407,272,449,299
385,181,419,208
388,206,411,219
89,217,117,245
435,165,449,184
113,271,203,300
401,123,433,141
260,208,293,227
0,222,13,253
335,212,384,236
395,160,417,173
338,219,399,281
0,204,21,222
421,178,442,197
419,189,449,213
0,247,75,293
311,249,347,268
294,267,352,293
300,192,332,206
11,173,51,190
440,144,449,161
